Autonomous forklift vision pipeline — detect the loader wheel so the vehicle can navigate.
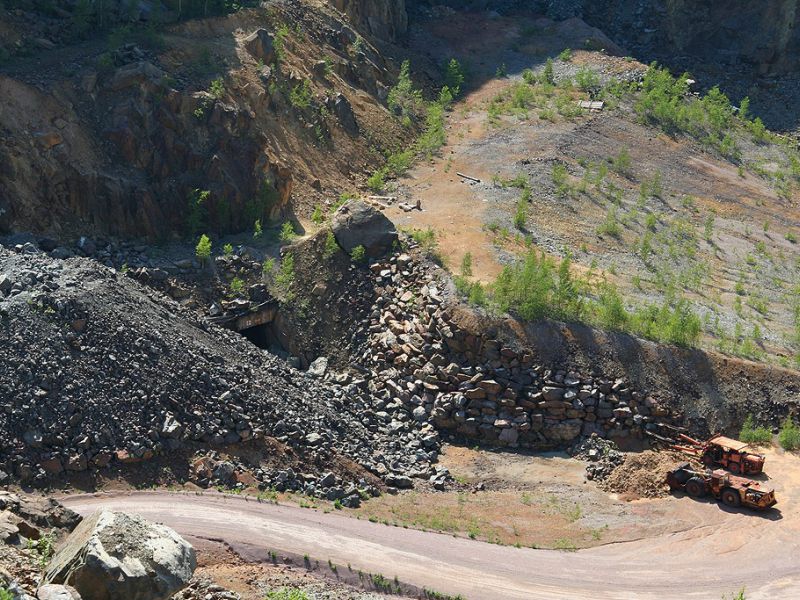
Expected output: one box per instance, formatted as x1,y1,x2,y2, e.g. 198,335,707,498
702,454,715,467
685,478,706,498
728,462,740,474
722,488,741,508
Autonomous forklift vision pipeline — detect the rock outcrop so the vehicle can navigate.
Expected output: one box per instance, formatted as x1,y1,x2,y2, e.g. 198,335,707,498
44,511,195,600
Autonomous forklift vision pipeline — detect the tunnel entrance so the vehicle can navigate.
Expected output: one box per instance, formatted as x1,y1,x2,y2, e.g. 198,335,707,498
238,322,286,354
211,300,287,354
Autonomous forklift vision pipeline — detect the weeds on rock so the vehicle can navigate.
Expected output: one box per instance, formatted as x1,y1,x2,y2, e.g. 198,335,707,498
350,245,366,264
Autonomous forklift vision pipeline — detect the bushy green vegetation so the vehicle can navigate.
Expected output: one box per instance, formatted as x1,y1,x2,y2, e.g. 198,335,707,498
457,250,702,346
229,276,244,297
289,78,312,109
443,58,465,97
575,67,600,93
388,60,424,120
187,189,210,235
368,60,452,190
273,24,290,63
486,71,584,125
739,415,772,445
779,418,800,451
634,63,761,160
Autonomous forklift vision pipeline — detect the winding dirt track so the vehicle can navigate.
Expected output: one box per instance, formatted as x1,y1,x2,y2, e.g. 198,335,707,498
64,488,799,600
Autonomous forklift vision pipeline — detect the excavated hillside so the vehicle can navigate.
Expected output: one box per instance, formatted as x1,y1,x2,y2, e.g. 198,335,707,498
0,242,444,494
0,0,415,238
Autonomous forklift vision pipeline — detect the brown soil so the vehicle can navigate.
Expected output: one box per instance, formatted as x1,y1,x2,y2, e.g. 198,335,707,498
601,450,690,499
391,10,800,364
189,538,390,600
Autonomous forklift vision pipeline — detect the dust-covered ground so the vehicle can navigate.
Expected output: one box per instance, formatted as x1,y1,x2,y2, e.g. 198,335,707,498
388,10,800,365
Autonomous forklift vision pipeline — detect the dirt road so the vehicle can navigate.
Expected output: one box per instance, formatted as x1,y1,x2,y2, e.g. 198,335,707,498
64,483,800,600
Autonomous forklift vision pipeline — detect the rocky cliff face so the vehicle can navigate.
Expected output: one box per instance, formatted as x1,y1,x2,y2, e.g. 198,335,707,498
582,0,800,76
0,4,405,240
329,0,408,41
401,0,800,76
0,66,291,239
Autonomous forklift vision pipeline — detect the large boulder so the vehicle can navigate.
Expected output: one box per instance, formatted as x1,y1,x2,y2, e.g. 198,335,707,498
44,511,196,600
331,200,397,257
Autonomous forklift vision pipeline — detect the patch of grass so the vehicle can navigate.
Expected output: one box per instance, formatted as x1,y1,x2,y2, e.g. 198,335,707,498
553,538,577,551
265,588,310,600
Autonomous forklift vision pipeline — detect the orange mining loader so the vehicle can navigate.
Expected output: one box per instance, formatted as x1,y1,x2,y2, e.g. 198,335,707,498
666,463,776,510
670,433,765,475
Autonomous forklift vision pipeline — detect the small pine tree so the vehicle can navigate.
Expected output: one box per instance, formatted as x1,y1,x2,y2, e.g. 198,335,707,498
223,243,233,256
195,234,212,266
279,221,296,243
444,58,464,97
543,58,555,85
230,277,244,296
311,205,324,225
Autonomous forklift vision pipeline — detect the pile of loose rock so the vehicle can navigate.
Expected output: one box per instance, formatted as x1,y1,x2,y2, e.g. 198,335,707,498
601,450,688,498
0,244,441,492
569,434,625,481
360,248,677,451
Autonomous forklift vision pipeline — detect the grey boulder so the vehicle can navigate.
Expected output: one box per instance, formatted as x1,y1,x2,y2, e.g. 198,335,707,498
37,585,81,600
44,511,196,600
331,201,397,257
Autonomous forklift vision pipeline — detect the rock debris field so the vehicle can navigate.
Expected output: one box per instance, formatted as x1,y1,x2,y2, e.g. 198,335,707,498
0,244,442,497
